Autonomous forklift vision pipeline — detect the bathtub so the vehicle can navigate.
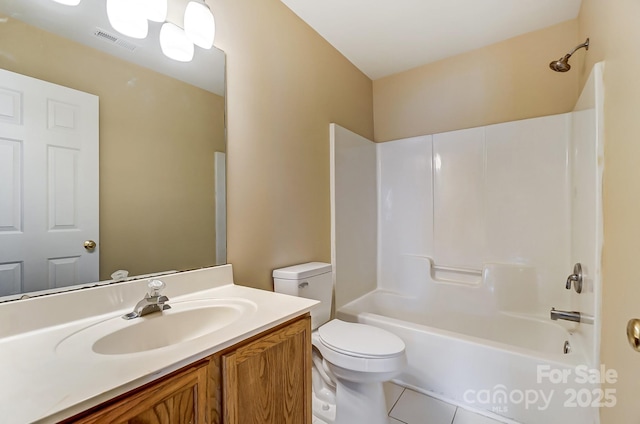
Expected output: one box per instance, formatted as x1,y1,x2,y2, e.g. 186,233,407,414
337,290,599,424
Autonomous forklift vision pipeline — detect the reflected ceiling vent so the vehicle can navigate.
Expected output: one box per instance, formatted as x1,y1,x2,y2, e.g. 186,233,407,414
93,28,138,52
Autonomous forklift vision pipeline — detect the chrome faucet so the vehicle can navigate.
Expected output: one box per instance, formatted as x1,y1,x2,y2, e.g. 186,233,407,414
550,307,594,325
122,280,171,320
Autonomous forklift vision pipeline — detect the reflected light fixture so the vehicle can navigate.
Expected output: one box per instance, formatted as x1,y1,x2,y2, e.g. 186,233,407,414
106,0,149,39
52,0,82,5
160,22,195,62
98,0,214,62
184,1,216,49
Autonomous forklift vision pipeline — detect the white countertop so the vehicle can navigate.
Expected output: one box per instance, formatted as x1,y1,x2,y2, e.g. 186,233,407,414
0,265,318,424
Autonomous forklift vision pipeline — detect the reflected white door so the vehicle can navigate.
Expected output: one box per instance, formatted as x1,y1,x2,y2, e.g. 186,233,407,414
0,69,99,296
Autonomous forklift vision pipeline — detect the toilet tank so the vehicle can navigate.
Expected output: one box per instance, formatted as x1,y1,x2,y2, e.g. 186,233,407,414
273,262,333,330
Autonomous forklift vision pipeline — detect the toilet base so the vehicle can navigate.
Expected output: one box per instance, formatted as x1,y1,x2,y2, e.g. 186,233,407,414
312,368,389,424
334,379,389,424
312,379,397,424
312,390,336,423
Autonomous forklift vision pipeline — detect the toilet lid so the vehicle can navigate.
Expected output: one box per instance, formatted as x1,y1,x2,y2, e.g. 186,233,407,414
317,320,405,358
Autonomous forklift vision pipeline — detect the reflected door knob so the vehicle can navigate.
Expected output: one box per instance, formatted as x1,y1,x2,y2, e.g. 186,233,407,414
627,319,640,352
84,240,97,251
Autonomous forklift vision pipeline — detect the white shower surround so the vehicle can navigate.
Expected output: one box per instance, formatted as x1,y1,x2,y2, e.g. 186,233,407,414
375,112,572,315
330,63,604,424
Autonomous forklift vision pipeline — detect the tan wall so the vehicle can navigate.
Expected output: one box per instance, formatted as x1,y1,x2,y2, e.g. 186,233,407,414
0,17,225,280
373,20,580,141
577,1,640,422
211,0,374,290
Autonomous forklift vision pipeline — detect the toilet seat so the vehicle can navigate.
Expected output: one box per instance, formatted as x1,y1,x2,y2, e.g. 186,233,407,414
318,320,405,358
313,320,406,374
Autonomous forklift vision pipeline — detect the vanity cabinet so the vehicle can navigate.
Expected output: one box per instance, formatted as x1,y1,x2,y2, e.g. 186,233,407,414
217,314,312,424
71,361,208,424
63,314,311,424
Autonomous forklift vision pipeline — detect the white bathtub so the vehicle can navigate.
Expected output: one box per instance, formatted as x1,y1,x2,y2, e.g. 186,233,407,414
338,290,599,424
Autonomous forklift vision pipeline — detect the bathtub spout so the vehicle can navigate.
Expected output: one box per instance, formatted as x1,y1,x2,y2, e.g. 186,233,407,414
550,307,594,324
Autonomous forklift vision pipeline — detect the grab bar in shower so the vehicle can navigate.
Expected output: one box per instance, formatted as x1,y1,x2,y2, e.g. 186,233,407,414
430,263,483,285
432,264,483,276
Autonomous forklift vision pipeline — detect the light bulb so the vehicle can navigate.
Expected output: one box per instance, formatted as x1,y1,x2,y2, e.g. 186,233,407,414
106,0,148,39
184,1,215,49
160,23,195,62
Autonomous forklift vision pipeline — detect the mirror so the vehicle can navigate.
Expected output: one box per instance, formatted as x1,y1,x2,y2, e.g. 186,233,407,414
0,0,226,301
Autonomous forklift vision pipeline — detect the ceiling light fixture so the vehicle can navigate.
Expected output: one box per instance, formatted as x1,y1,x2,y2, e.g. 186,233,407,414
159,22,195,62
184,1,216,49
106,0,149,39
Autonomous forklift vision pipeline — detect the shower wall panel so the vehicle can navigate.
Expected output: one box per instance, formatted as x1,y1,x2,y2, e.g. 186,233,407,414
432,127,485,270
330,124,378,309
485,114,571,312
377,136,433,293
569,62,604,367
377,114,572,315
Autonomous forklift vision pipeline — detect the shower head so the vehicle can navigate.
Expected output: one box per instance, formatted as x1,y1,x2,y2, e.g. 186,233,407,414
549,38,589,72
549,54,573,72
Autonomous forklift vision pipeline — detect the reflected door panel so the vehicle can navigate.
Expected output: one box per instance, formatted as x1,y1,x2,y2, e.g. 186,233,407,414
0,69,99,296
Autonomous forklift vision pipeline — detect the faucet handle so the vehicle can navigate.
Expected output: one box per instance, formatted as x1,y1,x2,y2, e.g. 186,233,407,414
147,279,166,297
565,263,583,293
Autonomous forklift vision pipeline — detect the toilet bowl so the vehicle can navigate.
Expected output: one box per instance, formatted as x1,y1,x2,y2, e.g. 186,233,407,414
273,262,407,424
314,319,406,424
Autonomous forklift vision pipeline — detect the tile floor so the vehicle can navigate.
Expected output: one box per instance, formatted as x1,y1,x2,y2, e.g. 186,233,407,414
384,383,509,424
312,382,511,424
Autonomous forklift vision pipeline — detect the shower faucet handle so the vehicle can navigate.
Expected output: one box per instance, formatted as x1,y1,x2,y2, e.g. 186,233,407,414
565,263,583,293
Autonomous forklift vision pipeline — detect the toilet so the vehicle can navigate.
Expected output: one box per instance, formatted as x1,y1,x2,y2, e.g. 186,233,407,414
273,262,406,424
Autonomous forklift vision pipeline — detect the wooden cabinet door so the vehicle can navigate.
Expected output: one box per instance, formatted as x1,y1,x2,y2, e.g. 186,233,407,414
71,362,208,424
222,316,311,424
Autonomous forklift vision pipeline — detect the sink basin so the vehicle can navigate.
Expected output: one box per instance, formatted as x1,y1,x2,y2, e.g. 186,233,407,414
56,298,257,356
